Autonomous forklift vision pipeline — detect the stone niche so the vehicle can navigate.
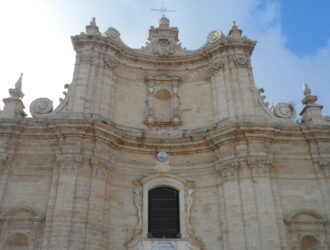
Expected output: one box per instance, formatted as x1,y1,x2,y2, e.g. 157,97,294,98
144,72,181,127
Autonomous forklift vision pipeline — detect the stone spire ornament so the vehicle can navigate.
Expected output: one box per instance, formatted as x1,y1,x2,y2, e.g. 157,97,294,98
228,21,242,38
302,82,317,105
300,82,327,124
0,73,25,119
9,73,24,98
85,17,100,35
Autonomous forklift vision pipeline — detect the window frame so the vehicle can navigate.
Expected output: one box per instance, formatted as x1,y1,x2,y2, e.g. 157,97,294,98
138,173,193,239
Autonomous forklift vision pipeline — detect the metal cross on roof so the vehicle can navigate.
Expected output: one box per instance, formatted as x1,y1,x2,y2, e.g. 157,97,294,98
151,2,176,17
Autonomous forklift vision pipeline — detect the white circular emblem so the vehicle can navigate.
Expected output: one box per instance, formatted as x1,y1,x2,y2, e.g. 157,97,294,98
157,151,168,162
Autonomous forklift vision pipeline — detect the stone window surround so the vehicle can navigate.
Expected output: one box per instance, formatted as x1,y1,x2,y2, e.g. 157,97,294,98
140,174,192,239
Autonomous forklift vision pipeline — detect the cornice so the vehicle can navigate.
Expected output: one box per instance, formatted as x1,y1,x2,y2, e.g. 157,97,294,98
0,117,328,155
71,34,256,67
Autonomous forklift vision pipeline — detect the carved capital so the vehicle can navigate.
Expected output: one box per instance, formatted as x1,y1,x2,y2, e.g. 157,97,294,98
90,157,112,179
216,160,240,181
247,157,272,177
56,154,83,176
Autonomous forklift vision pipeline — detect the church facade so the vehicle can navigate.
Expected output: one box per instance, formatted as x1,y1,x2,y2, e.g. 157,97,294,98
0,17,330,250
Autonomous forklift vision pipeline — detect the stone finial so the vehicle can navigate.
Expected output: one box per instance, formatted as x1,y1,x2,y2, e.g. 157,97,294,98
9,73,24,99
158,17,170,28
300,82,328,124
0,73,25,119
303,82,311,96
302,82,317,105
228,21,242,38
85,17,100,35
90,17,96,26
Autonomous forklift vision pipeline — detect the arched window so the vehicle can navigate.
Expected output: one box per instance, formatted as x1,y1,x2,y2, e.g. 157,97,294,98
148,186,180,238
301,235,320,250
5,232,29,250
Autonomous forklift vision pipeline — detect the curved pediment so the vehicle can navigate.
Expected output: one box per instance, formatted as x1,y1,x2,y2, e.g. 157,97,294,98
72,17,256,64
284,209,327,224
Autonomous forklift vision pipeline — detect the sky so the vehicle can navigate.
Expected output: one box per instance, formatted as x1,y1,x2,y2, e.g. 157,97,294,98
0,0,329,118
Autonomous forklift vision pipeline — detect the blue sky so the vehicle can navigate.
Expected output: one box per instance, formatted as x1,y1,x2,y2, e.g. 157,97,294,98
0,0,329,117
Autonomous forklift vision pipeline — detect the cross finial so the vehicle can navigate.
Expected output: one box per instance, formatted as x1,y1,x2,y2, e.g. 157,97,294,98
151,2,176,17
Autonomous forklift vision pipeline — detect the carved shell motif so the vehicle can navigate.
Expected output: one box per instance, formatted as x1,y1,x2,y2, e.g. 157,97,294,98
273,103,296,121
30,98,53,118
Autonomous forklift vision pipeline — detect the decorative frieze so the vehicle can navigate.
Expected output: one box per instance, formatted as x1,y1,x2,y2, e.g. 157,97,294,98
216,157,272,180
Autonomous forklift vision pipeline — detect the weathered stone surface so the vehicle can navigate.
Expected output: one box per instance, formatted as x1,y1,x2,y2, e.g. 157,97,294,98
0,17,329,250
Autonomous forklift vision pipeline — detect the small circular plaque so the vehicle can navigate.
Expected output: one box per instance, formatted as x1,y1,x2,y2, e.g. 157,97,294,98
156,151,168,162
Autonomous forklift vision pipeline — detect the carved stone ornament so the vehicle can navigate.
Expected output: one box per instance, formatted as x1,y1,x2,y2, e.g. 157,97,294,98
211,59,224,72
104,27,121,41
207,30,223,44
133,187,143,234
30,98,53,118
235,55,248,65
152,39,174,56
273,103,296,121
103,57,118,70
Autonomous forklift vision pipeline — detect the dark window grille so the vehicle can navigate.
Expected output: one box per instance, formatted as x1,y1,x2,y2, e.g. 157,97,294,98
148,187,180,238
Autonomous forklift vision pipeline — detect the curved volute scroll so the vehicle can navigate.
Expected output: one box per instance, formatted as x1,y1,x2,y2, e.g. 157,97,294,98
30,83,71,118
127,173,203,250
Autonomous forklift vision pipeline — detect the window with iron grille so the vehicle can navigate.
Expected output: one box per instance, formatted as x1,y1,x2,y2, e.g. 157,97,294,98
148,187,180,238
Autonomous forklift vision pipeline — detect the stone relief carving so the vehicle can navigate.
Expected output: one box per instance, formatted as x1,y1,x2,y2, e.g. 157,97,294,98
184,188,194,235
207,30,223,44
103,57,118,70
211,59,224,72
104,27,121,41
217,157,272,180
152,39,175,56
273,103,296,121
235,55,248,66
133,187,143,234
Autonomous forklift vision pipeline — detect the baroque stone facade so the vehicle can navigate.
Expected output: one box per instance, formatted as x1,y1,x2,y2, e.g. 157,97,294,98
0,17,330,249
